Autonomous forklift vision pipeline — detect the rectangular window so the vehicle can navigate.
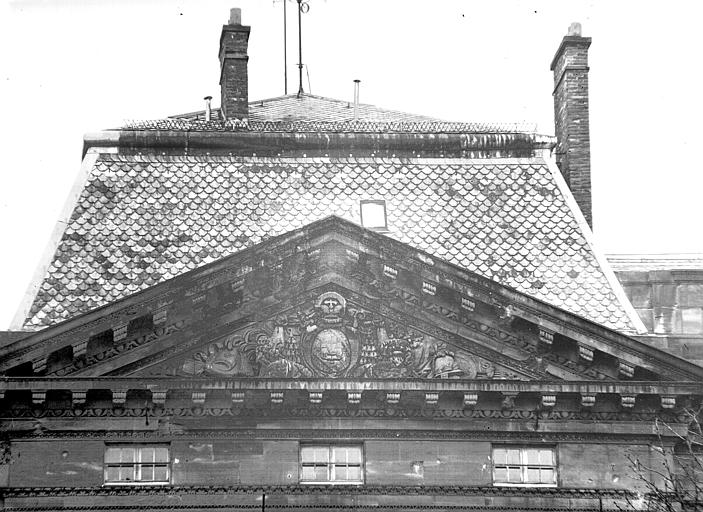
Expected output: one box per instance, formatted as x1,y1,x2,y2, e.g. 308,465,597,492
492,446,556,487
360,200,387,230
679,307,703,334
104,445,170,485
300,444,363,484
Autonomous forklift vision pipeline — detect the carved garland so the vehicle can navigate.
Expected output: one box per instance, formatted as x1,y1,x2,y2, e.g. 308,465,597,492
1,406,689,423
4,428,668,444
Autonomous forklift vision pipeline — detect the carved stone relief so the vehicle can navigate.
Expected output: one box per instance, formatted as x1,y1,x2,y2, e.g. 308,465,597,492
180,292,512,379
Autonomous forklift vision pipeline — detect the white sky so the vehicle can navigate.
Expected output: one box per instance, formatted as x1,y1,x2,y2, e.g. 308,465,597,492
0,0,702,329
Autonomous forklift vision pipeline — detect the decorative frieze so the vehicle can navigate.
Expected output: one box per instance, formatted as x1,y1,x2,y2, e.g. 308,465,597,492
231,391,245,404
270,391,284,404
192,391,206,405
31,391,46,404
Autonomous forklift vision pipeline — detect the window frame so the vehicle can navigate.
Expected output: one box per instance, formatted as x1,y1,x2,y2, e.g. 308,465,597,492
299,443,365,485
491,445,557,488
103,444,171,486
359,199,388,231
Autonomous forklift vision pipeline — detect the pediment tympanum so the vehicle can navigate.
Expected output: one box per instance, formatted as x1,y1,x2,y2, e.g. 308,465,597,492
174,290,519,380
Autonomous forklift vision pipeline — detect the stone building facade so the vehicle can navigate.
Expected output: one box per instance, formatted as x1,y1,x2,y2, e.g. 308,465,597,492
1,9,701,512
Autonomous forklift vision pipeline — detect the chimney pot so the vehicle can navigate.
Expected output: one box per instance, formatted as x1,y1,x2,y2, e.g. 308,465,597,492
568,22,582,36
229,8,242,25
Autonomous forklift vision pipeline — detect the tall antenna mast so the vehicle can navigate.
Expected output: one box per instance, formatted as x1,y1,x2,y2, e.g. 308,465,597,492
296,0,309,96
283,0,288,94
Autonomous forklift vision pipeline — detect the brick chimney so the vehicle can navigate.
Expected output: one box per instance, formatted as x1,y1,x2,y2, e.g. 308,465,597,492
551,22,592,227
219,8,250,121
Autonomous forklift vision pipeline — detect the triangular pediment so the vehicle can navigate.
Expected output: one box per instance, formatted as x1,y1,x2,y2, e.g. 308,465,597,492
137,285,536,381
2,217,702,383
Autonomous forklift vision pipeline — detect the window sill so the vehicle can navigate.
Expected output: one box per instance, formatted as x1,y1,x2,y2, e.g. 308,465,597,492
103,482,171,487
492,483,558,488
299,481,365,486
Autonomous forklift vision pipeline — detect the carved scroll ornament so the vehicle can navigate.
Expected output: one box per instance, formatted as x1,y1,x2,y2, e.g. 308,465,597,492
181,292,507,379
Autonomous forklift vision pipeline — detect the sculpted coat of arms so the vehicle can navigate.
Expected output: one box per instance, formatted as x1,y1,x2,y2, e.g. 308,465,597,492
181,292,501,379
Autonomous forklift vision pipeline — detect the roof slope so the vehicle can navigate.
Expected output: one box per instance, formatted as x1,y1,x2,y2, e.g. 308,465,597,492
18,153,638,332
173,93,448,124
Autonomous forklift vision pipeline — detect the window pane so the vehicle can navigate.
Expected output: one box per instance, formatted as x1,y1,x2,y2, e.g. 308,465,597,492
347,465,361,481
681,308,703,334
154,465,169,482
120,447,135,463
333,446,361,463
105,448,122,463
494,467,508,482
526,468,540,483
539,449,554,465
119,465,134,482
106,466,120,482
524,449,540,465
541,468,555,484
313,465,329,481
139,447,155,463
493,448,507,465
301,446,329,463
506,449,521,465
507,467,521,482
155,447,169,463
334,465,348,481
301,466,316,481
360,201,386,228
139,464,154,481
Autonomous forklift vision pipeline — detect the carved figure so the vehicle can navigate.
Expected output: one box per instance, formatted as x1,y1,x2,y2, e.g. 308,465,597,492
178,291,510,381
181,335,254,376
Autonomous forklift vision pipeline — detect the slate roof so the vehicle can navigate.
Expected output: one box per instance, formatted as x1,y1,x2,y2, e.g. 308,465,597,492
18,153,639,332
173,93,447,124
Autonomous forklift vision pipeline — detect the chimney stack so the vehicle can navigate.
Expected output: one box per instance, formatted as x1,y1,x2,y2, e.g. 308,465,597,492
551,22,593,227
219,8,250,121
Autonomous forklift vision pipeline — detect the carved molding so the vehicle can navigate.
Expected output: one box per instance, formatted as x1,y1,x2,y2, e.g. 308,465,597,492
1,406,689,423
175,290,512,381
50,320,188,377
3,427,667,444
0,484,638,499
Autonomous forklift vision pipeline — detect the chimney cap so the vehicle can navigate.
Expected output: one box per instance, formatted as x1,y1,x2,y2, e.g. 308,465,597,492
204,95,213,101
229,8,242,25
568,22,582,36
353,79,361,83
